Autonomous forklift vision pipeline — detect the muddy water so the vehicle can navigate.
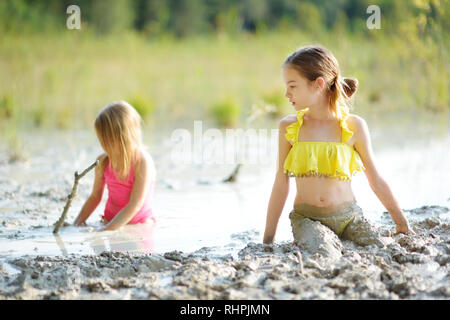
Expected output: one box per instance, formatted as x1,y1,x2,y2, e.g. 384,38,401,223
0,109,449,299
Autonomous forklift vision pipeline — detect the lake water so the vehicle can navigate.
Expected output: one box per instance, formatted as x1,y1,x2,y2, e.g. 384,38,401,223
1,109,449,258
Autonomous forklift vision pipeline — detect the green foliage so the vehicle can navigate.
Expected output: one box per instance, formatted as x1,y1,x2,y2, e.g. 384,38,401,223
32,106,46,127
262,89,289,118
135,0,171,37
0,0,61,34
1,126,28,163
211,97,241,128
295,2,324,33
89,0,135,35
0,0,447,41
167,0,208,38
56,107,73,130
128,94,156,120
214,6,241,35
0,0,447,130
0,94,15,119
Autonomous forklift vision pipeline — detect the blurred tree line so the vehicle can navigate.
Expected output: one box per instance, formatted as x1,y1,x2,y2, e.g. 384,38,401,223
0,0,447,39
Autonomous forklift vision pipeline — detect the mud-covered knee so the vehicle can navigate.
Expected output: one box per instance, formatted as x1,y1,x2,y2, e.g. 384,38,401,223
342,216,383,247
290,217,312,239
291,218,343,260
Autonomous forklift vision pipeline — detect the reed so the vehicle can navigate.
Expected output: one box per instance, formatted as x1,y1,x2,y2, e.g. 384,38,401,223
0,29,447,132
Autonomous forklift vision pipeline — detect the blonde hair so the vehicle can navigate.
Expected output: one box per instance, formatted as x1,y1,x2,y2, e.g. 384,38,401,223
283,45,358,120
94,100,143,181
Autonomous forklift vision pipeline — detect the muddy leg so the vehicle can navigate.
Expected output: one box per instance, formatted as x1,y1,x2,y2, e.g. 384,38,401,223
289,211,343,260
341,211,384,247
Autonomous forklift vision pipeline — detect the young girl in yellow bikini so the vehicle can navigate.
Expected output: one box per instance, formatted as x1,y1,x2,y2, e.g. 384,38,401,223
263,45,413,246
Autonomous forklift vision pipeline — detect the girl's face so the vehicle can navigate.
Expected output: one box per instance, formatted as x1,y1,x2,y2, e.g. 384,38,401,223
283,66,318,111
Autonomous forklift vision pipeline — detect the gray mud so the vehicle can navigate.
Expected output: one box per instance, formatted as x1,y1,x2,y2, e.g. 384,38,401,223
1,212,449,300
0,135,449,300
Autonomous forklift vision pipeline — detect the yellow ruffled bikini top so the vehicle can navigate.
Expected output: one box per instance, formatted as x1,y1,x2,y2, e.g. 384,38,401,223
283,108,365,181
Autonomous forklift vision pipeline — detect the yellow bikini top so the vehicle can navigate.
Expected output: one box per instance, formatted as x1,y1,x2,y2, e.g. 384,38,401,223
283,108,365,181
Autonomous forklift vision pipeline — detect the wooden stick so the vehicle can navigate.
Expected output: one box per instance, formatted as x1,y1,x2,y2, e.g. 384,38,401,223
295,249,304,274
222,163,242,183
53,160,99,234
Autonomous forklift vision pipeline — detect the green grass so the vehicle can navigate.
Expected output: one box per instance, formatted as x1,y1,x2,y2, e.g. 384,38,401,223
0,125,28,163
127,92,156,120
211,96,242,128
0,28,448,132
0,93,15,119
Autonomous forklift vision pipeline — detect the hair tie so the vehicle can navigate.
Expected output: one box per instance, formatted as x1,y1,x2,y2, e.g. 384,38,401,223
330,75,338,89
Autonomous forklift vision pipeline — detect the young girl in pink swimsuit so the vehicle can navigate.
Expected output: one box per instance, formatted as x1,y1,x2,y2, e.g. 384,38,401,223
74,101,156,231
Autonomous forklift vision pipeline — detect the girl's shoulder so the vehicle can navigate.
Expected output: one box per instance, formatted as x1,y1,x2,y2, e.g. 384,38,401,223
95,153,109,173
134,148,156,180
345,113,369,139
278,114,298,129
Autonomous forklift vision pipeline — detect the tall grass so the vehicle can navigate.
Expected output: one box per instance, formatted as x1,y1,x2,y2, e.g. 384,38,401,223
0,28,448,132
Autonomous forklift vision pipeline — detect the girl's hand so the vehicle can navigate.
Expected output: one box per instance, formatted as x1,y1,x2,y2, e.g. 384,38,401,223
102,222,121,231
395,222,415,235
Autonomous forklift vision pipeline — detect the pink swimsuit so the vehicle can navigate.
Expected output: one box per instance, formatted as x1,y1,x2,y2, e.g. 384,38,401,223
102,160,155,224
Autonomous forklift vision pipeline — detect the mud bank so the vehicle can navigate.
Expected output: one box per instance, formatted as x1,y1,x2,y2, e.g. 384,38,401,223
1,211,449,300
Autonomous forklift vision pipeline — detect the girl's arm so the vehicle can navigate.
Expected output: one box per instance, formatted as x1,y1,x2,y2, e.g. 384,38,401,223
263,117,295,244
351,116,412,234
103,150,155,231
74,154,107,226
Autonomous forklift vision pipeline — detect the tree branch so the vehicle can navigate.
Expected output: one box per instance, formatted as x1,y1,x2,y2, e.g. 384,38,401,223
53,160,99,234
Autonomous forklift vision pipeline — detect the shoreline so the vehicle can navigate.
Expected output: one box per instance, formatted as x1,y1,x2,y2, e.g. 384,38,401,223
1,206,449,300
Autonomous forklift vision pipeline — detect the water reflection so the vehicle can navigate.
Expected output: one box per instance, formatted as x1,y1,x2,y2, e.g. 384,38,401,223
54,234,69,255
53,221,156,256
